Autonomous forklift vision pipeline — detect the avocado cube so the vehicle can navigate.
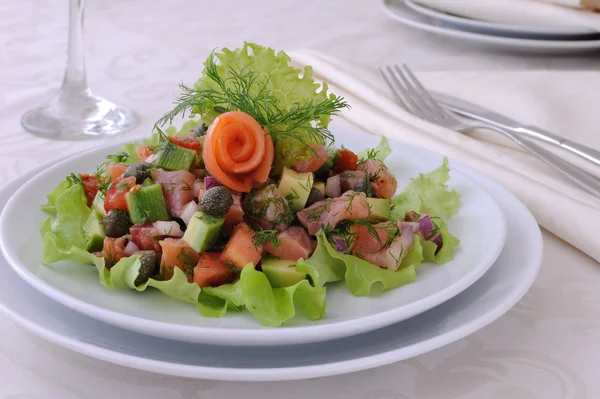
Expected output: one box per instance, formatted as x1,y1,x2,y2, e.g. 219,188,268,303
91,192,107,216
278,167,314,211
183,211,225,253
83,210,106,252
313,182,325,196
261,257,307,288
367,198,391,221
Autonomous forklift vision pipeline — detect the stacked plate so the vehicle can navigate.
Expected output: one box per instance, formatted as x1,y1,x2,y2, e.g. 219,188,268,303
0,130,542,381
383,0,600,53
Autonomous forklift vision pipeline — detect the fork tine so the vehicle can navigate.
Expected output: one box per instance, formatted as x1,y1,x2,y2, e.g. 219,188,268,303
400,64,451,120
387,66,430,116
378,67,411,112
392,65,438,119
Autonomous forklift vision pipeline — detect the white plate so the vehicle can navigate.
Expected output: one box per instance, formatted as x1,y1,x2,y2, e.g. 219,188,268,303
383,0,600,53
0,131,506,346
405,0,599,40
0,143,541,381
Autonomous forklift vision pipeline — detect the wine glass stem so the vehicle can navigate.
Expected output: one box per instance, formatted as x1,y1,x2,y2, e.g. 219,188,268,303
62,0,88,97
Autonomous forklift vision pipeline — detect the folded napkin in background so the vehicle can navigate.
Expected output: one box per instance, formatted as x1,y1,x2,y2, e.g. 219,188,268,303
411,0,600,30
288,50,600,263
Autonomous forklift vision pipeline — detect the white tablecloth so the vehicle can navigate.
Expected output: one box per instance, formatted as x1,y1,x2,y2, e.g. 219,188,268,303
1,0,600,397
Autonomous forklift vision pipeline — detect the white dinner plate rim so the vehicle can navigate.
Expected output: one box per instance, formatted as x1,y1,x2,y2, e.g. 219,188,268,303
0,131,506,346
404,0,598,37
383,0,600,51
0,148,542,381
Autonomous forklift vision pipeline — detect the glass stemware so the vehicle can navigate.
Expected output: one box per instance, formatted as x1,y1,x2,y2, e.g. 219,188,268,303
21,0,138,140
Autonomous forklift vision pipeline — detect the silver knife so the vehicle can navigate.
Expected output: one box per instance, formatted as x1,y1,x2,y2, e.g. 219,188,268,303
432,91,600,168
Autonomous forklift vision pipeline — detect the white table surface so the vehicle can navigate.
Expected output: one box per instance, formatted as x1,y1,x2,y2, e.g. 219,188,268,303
1,0,600,398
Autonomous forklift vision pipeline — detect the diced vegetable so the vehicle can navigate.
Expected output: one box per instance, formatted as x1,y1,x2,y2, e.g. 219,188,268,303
182,212,224,253
261,258,306,288
366,198,391,222
83,210,105,252
333,149,358,173
104,176,136,213
125,183,170,224
277,167,314,211
153,140,196,171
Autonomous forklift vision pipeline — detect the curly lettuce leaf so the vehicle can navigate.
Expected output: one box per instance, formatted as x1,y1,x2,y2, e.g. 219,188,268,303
401,235,425,269
41,183,91,250
391,158,460,221
296,231,345,287
356,136,392,163
238,265,326,326
40,179,71,215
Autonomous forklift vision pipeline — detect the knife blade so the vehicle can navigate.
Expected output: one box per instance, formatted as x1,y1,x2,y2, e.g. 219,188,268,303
431,91,600,168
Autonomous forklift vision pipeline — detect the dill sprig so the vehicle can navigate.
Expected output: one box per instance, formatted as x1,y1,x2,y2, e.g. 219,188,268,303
154,54,348,149
252,229,280,248
107,152,130,164
358,148,380,163
66,173,84,187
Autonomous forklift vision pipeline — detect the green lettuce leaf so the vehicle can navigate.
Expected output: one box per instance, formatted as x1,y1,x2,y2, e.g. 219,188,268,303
356,136,392,163
391,158,460,221
296,231,345,287
40,179,71,215
401,235,425,269
45,183,91,250
118,142,140,165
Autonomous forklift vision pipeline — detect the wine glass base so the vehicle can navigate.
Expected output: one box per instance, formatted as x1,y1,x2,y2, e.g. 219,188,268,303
21,92,139,140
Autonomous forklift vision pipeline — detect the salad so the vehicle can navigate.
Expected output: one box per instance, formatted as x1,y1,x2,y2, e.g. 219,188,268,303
39,43,460,327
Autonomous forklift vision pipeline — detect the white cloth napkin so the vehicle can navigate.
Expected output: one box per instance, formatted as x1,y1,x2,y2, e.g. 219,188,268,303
412,0,600,30
288,50,600,263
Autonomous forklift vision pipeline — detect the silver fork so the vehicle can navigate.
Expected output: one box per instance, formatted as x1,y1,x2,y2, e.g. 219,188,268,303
379,64,600,199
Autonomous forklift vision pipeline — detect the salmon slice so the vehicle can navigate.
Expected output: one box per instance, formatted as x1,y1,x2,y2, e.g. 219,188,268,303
297,191,371,235
264,226,316,261
153,169,196,217
159,238,201,281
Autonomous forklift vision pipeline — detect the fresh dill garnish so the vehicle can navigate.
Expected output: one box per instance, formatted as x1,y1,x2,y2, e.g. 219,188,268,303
107,152,130,164
66,173,84,187
252,229,280,248
154,51,348,150
358,148,380,163
176,248,198,268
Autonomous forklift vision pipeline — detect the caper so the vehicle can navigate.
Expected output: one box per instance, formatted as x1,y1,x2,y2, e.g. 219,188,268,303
190,123,208,137
305,187,324,207
122,162,152,184
199,186,233,217
133,250,158,286
103,209,132,238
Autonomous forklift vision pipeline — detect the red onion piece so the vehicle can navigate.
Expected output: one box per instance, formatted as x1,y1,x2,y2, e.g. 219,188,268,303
152,221,184,238
204,176,221,191
123,241,140,256
180,201,199,226
325,175,342,198
418,214,434,237
333,237,348,253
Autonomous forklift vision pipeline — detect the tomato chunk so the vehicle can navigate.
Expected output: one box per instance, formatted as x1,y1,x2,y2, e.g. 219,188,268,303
168,135,202,154
333,149,358,173
104,176,136,212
